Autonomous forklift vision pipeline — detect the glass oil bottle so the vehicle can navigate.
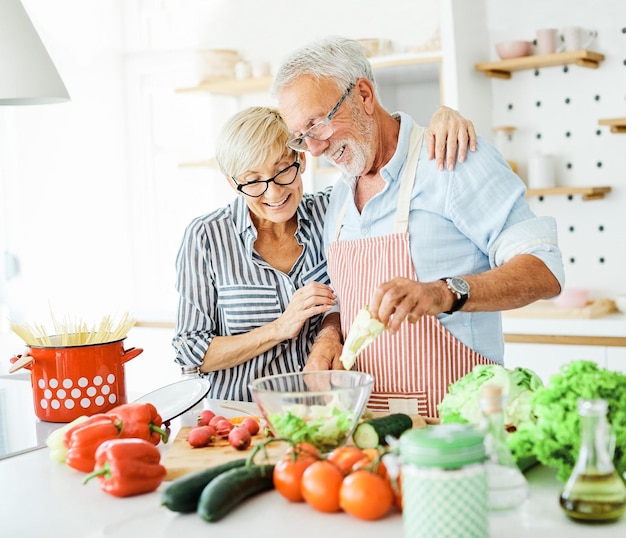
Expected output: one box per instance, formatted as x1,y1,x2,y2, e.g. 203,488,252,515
480,384,529,510
559,398,626,522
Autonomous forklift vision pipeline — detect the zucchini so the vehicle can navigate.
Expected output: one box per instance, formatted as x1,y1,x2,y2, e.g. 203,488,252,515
352,413,413,449
197,464,275,522
161,458,247,513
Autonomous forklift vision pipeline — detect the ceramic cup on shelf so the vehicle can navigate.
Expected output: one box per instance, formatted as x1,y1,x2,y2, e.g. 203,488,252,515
527,154,556,189
535,28,561,55
561,27,597,51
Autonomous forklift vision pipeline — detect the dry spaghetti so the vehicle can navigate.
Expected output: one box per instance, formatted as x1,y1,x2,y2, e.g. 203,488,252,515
9,312,136,347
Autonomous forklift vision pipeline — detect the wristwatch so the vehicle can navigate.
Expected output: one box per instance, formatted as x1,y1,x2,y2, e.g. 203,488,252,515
441,277,470,314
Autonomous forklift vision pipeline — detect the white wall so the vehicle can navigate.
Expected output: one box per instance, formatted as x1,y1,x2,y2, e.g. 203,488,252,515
484,0,626,297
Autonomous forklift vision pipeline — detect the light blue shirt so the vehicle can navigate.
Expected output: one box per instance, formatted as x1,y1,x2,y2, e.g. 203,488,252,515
323,112,564,363
173,189,331,401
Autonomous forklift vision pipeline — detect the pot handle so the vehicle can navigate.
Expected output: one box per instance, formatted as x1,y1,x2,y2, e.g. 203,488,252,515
8,353,34,373
122,347,144,364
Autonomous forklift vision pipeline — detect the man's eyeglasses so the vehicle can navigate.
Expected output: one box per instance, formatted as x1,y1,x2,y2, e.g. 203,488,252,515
232,157,300,198
286,83,355,152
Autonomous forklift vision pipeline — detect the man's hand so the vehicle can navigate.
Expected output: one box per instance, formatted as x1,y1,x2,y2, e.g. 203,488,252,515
368,278,449,334
425,106,477,171
304,312,344,372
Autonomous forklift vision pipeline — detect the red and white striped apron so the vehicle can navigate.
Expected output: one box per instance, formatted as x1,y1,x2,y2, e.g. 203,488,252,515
327,123,493,417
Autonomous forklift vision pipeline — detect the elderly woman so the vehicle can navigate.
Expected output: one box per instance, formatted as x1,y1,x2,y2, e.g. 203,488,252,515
172,105,474,401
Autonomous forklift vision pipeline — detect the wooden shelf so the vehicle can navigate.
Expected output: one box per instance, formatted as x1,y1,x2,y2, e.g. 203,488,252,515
598,117,626,133
176,53,442,97
526,186,611,201
475,50,605,79
176,76,273,96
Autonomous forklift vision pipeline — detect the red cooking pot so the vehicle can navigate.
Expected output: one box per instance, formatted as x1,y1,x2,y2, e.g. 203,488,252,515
9,338,143,422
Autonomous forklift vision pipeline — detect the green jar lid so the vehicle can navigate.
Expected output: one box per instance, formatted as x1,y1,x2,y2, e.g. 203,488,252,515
399,424,486,469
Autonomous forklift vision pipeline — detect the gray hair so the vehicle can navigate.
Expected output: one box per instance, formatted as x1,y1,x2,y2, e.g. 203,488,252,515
215,106,295,179
272,36,378,99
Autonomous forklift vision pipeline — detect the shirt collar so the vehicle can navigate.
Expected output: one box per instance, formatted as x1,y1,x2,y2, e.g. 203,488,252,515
380,111,413,183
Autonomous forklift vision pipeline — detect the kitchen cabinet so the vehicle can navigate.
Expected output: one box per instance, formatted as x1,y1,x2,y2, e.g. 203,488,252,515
502,312,626,382
474,50,605,79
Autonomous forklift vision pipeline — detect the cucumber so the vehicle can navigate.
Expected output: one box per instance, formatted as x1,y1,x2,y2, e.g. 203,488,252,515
197,464,275,522
161,458,247,513
352,413,413,449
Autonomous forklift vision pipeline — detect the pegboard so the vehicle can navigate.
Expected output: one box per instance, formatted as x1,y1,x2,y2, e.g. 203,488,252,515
487,11,626,300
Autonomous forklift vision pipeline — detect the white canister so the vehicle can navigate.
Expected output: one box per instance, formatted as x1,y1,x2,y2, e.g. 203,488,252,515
527,154,556,189
399,424,488,538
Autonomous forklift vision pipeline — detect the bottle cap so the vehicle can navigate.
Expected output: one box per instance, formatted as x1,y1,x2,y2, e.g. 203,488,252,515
399,424,486,469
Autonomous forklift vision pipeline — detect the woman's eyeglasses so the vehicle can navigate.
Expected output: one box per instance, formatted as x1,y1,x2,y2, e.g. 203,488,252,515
232,157,300,198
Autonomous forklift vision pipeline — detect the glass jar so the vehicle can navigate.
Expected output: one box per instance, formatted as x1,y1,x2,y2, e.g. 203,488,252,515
399,424,488,538
559,398,626,522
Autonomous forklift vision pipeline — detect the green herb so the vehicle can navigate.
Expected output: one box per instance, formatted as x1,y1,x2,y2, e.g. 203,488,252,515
507,360,626,482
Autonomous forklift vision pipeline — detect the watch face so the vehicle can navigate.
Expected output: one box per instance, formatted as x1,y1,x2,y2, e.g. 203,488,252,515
449,277,470,295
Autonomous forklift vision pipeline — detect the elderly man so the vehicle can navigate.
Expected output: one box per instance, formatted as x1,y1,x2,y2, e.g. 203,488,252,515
273,36,564,416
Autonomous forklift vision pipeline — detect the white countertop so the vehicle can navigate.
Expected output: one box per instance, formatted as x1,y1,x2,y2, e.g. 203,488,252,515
2,398,625,538
502,311,626,338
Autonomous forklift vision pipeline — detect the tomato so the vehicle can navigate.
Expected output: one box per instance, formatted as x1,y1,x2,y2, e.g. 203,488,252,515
339,469,395,521
326,446,367,475
273,442,320,502
352,447,389,478
300,460,344,513
287,442,320,461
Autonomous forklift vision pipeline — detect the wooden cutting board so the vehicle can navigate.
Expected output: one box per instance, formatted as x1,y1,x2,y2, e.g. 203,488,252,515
162,425,286,481
162,413,429,481
502,298,617,319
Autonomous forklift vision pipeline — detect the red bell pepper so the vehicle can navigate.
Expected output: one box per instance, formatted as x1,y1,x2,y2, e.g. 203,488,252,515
63,413,112,449
82,438,166,497
65,415,122,473
106,402,168,445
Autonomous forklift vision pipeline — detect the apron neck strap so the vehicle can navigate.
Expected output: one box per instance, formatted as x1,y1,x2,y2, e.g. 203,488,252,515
334,121,425,239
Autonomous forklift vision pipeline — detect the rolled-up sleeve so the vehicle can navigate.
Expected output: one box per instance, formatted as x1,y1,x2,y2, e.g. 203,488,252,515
489,215,565,293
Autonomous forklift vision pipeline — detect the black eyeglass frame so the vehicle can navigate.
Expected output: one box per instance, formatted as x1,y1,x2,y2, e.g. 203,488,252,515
286,82,355,151
232,156,301,198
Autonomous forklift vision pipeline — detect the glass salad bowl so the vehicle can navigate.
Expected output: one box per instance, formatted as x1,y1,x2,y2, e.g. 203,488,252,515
249,370,374,453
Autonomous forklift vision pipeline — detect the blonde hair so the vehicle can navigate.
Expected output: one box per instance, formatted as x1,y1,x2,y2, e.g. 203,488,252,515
215,106,296,179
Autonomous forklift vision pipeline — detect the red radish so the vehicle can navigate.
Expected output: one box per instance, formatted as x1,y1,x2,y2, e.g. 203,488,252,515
209,415,227,428
228,426,251,450
215,419,234,438
187,425,216,448
240,417,260,435
197,409,216,426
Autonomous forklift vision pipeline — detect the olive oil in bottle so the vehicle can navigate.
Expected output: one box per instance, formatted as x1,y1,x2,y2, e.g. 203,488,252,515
559,399,626,522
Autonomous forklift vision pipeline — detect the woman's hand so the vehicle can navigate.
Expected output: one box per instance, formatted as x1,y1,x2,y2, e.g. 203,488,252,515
273,282,336,340
425,105,477,171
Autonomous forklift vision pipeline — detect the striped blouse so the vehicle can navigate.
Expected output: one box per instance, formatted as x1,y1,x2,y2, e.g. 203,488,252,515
172,188,332,401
